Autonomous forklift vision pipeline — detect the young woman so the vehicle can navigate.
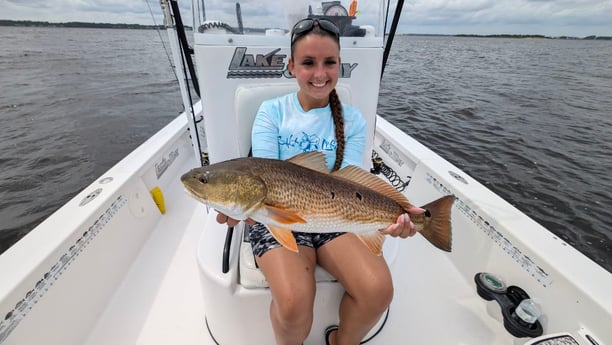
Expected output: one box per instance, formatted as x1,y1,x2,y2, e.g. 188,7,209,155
217,18,422,345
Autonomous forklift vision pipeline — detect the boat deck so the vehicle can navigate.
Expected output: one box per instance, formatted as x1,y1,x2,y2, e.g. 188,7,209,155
84,163,211,345
81,158,513,345
379,237,513,344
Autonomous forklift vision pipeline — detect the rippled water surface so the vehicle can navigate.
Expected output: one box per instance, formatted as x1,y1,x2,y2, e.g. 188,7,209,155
379,35,611,272
0,27,182,250
0,28,610,272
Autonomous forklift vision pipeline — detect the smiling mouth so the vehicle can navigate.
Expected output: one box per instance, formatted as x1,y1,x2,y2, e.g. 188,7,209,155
311,81,327,88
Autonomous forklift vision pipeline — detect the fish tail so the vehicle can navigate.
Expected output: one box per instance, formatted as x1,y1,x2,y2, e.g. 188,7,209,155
418,195,455,252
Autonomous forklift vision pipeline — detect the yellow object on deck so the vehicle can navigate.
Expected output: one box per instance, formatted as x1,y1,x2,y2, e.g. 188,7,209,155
150,186,166,214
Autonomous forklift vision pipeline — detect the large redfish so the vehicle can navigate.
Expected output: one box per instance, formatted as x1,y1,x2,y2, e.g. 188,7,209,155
181,151,454,255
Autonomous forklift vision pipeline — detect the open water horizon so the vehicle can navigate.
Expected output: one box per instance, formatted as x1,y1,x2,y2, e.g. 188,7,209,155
0,27,610,273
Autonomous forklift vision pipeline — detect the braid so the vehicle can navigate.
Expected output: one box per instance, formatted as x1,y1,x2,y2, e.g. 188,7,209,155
329,88,345,171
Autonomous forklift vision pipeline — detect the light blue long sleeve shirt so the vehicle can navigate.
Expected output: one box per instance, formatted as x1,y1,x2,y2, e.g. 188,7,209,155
251,92,367,171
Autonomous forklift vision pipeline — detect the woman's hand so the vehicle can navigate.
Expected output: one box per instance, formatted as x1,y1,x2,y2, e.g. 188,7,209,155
215,211,255,227
380,206,425,238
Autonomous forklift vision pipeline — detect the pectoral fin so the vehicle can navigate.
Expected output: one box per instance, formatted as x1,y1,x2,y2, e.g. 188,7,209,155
356,231,386,256
263,204,307,224
267,225,299,253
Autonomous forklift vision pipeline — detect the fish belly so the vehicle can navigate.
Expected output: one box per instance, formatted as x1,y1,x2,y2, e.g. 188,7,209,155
250,208,392,235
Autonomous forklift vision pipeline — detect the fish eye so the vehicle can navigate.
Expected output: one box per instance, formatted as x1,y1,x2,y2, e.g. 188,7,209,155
424,209,432,218
198,175,208,184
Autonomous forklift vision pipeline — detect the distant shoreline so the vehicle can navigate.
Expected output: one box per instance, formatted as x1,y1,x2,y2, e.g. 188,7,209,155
400,33,611,40
1,19,609,40
0,19,191,31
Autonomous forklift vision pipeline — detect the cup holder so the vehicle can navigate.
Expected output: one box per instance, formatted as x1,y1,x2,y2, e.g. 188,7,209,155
475,272,544,338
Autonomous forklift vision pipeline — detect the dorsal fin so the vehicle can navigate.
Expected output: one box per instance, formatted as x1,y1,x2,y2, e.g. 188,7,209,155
287,151,329,174
332,166,414,210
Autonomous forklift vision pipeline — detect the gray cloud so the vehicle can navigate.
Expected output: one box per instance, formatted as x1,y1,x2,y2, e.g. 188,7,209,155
1,0,611,36
400,0,611,35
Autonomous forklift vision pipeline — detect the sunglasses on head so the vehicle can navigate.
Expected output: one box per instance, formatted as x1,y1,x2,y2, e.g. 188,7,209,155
291,18,340,44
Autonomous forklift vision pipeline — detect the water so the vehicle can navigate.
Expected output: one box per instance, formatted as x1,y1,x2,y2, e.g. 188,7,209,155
379,35,612,272
0,28,610,273
0,27,183,250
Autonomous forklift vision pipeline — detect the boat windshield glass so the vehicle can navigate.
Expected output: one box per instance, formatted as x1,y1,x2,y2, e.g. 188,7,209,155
192,0,386,38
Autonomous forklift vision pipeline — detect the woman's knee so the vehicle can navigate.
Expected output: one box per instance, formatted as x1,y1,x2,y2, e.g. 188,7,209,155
375,278,394,308
257,246,317,326
271,286,315,327
354,272,394,313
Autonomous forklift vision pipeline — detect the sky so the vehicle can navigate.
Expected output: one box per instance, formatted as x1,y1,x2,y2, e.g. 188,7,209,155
1,0,611,37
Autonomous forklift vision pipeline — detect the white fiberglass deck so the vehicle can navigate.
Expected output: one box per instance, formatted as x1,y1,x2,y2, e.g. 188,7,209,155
83,164,211,345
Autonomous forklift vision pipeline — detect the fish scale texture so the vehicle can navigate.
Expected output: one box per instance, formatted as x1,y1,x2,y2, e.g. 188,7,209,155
248,158,405,232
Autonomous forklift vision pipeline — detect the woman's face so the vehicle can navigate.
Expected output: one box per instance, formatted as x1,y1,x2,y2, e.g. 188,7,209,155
288,34,340,111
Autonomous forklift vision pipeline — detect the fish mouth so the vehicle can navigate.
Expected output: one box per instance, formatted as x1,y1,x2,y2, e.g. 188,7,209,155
182,186,208,204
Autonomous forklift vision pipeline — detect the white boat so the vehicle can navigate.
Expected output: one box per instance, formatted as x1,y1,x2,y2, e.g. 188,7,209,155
1,1,611,344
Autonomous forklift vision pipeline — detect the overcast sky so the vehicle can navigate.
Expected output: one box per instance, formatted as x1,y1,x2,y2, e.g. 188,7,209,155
1,0,611,37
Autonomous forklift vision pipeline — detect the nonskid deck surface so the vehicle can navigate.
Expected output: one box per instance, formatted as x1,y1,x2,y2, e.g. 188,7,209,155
82,163,510,345
84,159,214,345
374,236,513,344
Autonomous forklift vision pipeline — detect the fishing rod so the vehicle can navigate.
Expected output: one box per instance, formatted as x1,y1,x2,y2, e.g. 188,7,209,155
168,0,200,97
160,0,206,166
381,0,405,79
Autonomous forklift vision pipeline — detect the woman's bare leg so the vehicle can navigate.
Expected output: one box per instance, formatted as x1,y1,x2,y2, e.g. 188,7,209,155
317,233,393,345
256,245,317,345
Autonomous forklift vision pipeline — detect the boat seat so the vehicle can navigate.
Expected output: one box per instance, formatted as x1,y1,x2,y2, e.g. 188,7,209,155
233,82,353,288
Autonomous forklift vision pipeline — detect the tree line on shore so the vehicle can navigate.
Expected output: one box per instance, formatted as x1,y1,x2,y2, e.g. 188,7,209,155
404,33,611,40
2,19,608,39
0,19,192,30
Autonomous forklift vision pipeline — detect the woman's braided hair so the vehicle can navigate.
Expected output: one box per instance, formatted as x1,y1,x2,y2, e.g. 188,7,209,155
291,21,345,172
328,88,345,171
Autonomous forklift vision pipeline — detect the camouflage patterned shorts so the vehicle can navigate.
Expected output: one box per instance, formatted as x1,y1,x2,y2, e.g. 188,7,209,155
248,222,345,257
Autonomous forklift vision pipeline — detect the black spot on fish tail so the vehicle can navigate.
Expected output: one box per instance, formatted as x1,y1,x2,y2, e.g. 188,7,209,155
419,195,454,252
